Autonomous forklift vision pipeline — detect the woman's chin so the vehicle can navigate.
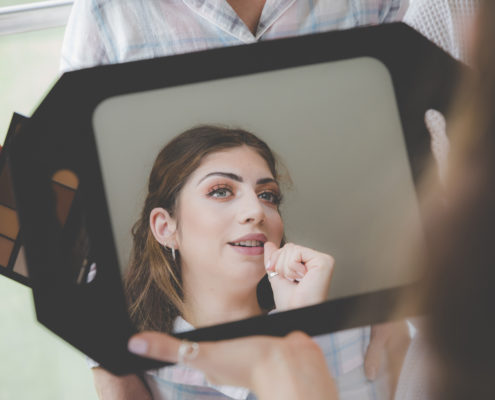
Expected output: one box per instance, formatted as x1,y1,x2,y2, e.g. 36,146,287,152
222,263,266,284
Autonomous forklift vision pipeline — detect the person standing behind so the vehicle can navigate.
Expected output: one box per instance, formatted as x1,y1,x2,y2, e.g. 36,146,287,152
60,0,408,71
59,1,412,398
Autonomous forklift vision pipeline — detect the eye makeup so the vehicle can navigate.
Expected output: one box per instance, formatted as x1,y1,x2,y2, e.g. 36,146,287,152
0,115,28,285
51,179,77,226
0,114,82,288
12,246,28,277
204,178,282,206
0,114,29,285
257,189,282,206
0,204,19,239
52,169,79,190
0,236,14,268
0,114,80,287
206,183,234,199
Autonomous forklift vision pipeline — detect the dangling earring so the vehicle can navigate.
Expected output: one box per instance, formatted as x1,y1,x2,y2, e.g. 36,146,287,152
164,243,176,261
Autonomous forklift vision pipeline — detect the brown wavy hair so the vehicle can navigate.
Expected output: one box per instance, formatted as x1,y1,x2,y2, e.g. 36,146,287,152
124,125,283,333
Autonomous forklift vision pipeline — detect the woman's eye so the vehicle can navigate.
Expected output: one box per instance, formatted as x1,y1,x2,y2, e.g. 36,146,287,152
208,186,233,199
258,191,281,205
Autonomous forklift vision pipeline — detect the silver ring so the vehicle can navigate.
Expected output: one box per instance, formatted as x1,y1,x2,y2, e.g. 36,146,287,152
268,271,279,278
177,340,199,365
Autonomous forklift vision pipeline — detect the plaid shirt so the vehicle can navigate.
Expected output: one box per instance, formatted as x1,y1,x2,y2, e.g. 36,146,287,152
142,317,389,400
61,0,408,71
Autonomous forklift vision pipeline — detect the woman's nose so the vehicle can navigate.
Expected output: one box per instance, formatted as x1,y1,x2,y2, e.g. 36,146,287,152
237,191,265,225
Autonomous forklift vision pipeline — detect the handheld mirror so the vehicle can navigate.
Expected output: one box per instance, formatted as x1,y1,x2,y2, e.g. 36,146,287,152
8,23,461,375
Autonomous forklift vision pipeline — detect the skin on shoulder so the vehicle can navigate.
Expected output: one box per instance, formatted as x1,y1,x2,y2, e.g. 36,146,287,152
227,0,267,34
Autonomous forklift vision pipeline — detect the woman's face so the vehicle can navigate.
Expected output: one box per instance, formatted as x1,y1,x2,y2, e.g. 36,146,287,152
175,145,284,289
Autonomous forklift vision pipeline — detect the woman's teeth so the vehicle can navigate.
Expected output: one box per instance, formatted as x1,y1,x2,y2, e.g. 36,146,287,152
231,240,264,247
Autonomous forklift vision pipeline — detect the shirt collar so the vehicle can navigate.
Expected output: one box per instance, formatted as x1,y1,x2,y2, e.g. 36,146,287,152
173,315,195,333
182,0,297,42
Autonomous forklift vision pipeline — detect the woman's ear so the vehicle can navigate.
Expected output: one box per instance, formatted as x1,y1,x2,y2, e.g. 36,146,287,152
149,207,177,248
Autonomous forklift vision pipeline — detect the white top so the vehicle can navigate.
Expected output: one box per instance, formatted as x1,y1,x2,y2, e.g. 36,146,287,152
144,316,388,400
393,319,432,400
61,0,408,71
404,0,480,63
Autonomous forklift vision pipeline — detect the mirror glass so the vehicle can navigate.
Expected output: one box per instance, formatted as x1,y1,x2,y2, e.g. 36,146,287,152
92,56,424,306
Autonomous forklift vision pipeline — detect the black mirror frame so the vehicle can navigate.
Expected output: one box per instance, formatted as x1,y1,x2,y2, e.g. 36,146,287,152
9,22,462,375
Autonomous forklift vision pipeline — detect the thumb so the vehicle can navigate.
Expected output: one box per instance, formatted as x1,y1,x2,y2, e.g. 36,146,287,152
128,332,182,362
264,241,278,271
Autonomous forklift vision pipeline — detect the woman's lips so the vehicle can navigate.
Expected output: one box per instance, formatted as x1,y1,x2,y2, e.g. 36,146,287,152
228,233,267,256
228,243,264,255
230,233,267,243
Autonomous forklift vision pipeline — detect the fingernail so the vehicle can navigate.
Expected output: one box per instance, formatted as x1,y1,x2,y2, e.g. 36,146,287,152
265,260,271,270
366,366,377,381
128,338,148,355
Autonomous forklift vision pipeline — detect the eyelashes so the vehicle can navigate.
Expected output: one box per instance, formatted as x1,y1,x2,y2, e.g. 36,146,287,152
258,190,282,206
207,184,233,199
206,184,282,205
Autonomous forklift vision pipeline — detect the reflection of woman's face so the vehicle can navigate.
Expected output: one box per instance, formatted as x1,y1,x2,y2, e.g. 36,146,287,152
176,145,284,291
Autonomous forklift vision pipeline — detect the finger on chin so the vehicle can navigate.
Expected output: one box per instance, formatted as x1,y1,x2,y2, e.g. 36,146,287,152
264,241,278,271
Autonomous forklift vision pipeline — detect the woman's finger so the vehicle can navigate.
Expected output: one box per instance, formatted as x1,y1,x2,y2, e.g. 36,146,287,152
271,243,307,281
128,332,182,362
264,241,281,272
273,244,297,282
286,244,307,280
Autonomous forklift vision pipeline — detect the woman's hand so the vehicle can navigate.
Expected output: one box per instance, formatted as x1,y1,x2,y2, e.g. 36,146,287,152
92,368,152,400
128,331,338,400
364,321,411,393
264,242,334,311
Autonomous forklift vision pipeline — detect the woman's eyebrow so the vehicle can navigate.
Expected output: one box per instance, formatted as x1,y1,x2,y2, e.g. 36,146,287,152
256,177,277,185
197,172,277,186
198,172,242,185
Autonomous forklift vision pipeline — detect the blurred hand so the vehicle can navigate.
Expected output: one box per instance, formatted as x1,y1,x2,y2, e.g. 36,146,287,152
128,331,338,400
92,368,151,400
264,242,334,310
364,321,411,397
